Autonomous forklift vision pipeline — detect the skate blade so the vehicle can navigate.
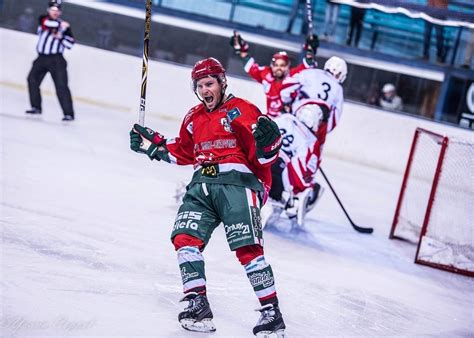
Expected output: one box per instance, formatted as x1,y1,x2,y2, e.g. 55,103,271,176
255,329,286,337
180,318,216,333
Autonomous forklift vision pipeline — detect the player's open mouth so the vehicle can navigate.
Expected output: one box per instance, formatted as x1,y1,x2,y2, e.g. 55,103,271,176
204,96,214,104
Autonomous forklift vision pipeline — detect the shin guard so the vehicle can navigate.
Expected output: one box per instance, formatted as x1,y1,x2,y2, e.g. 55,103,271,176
245,255,277,305
177,246,206,294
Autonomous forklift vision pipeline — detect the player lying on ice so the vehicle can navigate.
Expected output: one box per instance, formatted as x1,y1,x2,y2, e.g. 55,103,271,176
129,57,287,337
260,104,325,231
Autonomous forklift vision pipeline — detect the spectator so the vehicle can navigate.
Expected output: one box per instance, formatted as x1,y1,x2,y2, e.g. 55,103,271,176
287,0,307,35
97,21,113,50
17,7,35,33
379,83,403,111
461,28,474,69
323,0,340,41
346,6,366,47
367,84,381,106
422,0,448,63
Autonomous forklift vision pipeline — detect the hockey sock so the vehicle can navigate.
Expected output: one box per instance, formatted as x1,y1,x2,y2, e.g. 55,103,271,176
245,255,278,305
177,246,206,294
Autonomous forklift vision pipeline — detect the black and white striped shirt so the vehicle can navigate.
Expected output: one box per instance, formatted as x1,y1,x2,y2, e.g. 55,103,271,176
36,15,75,55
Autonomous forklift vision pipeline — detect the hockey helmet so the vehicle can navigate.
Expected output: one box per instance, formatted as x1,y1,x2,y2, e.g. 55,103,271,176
48,0,62,9
271,51,289,65
296,104,323,132
324,56,347,84
191,57,226,82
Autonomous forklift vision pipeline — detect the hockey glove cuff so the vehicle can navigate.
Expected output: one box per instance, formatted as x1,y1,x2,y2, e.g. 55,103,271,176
130,124,169,161
229,32,249,56
253,116,282,160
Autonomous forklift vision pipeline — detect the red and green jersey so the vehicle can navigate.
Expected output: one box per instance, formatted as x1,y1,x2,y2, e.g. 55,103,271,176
165,95,277,194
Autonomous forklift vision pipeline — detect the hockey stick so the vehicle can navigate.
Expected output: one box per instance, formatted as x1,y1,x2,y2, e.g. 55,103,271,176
305,0,313,36
138,0,153,126
319,167,374,234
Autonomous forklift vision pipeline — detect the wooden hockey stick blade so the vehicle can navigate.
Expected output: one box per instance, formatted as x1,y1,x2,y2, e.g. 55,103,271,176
319,167,374,234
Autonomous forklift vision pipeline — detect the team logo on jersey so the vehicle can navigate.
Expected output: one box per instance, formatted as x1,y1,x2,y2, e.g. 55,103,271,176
226,108,241,122
186,122,193,134
221,117,234,133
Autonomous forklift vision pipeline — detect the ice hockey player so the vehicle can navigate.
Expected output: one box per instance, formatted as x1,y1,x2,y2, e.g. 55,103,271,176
280,56,347,146
275,56,347,217
129,57,286,336
261,104,324,230
230,31,319,118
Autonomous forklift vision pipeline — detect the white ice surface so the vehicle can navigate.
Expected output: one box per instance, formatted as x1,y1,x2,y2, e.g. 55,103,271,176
1,84,473,337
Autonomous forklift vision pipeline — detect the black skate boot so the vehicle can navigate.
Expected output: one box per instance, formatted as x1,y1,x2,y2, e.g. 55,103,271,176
306,183,324,212
25,108,42,115
253,303,286,337
178,292,216,333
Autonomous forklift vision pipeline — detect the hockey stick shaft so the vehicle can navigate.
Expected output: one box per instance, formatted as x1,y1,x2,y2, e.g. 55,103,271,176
305,0,313,35
319,167,374,234
139,0,153,126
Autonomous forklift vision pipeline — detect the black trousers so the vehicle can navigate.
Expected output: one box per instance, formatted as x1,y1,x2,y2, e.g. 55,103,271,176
346,8,366,47
27,54,74,117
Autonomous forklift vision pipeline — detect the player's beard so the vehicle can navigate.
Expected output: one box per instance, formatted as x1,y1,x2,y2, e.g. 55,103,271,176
273,70,285,80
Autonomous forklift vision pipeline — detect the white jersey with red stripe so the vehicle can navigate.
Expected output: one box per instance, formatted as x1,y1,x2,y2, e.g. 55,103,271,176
273,113,321,195
280,68,343,136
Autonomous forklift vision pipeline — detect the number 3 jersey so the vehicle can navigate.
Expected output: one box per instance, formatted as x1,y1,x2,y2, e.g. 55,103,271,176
280,68,344,138
164,95,277,194
273,113,321,195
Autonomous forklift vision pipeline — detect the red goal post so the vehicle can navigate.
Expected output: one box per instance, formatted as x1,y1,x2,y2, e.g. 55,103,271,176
390,127,474,277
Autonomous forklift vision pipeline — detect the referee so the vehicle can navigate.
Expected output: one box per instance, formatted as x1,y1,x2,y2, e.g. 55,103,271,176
26,0,75,121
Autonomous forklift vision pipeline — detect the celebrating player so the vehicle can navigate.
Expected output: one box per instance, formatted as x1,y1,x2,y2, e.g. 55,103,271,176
230,31,319,117
129,58,286,336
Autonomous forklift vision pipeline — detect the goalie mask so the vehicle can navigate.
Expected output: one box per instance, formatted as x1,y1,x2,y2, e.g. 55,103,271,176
295,104,323,132
324,56,347,84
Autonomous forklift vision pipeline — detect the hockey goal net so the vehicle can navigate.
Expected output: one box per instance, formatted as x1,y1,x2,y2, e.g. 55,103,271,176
390,128,474,276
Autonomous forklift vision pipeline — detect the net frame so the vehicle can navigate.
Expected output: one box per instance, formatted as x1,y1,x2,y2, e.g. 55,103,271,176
390,128,474,277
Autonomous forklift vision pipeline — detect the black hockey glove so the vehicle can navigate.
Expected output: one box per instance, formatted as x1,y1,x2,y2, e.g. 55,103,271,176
229,31,249,56
130,124,169,161
253,116,282,159
304,34,319,56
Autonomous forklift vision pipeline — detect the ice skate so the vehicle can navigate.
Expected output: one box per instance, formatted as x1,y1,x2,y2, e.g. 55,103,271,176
178,292,216,333
305,183,324,212
253,304,286,337
261,198,285,229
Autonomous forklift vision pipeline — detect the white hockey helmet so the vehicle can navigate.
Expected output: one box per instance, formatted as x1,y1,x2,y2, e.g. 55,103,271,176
324,56,347,84
382,83,396,93
296,104,323,132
